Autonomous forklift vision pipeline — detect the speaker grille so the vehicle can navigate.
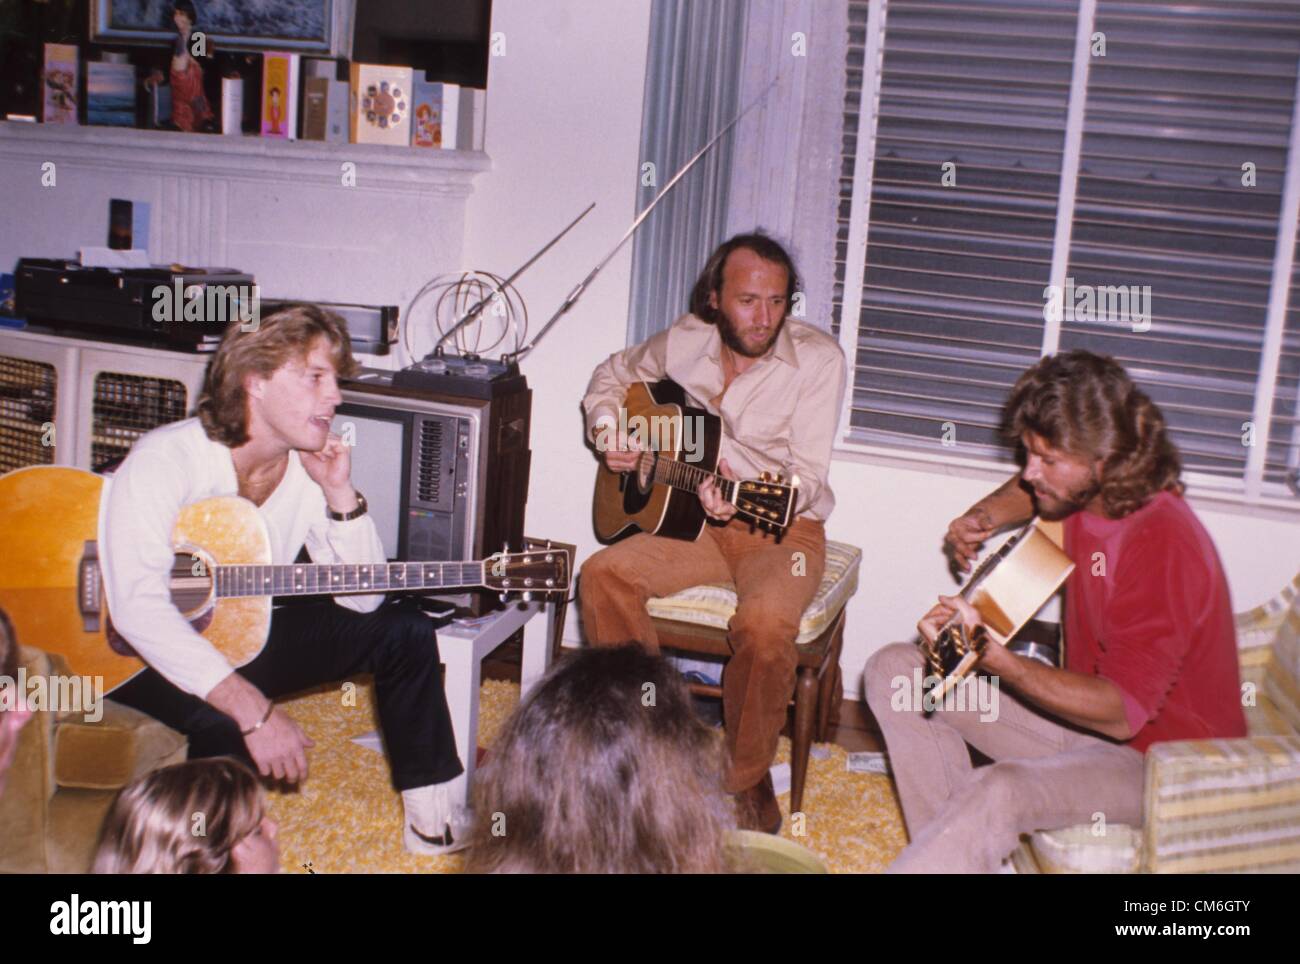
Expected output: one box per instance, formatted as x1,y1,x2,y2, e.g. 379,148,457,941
92,371,188,471
0,355,57,472
415,418,443,504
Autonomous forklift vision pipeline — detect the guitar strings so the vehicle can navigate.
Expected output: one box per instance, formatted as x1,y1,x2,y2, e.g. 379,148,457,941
637,450,739,502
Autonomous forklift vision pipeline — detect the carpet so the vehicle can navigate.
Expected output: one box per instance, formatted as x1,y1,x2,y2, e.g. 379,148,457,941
267,677,908,874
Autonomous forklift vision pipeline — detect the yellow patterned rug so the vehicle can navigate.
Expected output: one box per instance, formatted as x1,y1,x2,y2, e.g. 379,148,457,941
268,677,907,874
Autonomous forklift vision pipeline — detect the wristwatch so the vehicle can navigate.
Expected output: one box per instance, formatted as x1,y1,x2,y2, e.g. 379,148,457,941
326,491,368,522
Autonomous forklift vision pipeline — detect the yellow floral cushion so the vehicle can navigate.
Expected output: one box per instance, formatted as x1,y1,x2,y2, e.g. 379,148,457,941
645,540,861,646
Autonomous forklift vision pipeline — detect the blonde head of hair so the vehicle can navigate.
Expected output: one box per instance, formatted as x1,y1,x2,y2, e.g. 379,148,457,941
93,758,265,874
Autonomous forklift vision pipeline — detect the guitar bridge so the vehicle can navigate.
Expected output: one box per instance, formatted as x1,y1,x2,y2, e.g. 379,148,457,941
78,540,103,632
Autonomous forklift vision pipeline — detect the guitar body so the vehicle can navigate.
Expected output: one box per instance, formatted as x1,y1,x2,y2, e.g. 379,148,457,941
0,466,572,692
922,520,1074,702
593,379,722,543
0,466,272,692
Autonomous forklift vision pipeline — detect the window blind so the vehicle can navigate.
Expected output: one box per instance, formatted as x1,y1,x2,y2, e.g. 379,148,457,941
835,0,1300,498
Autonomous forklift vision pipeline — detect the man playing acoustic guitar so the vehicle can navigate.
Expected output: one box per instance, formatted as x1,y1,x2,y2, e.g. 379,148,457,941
101,305,468,856
865,351,1246,872
580,234,847,833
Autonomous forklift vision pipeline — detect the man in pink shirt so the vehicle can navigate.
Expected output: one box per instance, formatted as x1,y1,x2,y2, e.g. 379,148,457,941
864,350,1245,872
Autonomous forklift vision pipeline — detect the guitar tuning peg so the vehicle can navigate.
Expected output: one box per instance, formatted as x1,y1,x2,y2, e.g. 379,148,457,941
776,474,785,484
759,471,770,481
522,591,533,602
499,592,508,603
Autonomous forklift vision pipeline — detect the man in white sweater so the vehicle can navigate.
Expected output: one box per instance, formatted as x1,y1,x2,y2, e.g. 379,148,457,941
101,305,465,856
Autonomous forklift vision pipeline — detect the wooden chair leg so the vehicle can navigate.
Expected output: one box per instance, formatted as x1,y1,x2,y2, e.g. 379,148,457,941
815,617,847,742
791,665,818,815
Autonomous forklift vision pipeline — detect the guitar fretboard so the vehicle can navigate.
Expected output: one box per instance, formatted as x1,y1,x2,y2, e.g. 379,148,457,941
649,455,738,503
214,561,486,599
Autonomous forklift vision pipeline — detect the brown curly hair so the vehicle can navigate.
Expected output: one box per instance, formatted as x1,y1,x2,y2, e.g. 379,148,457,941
465,645,738,874
196,304,357,447
1003,350,1183,518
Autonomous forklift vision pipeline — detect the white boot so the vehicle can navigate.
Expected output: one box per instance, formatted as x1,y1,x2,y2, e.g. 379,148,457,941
402,782,472,856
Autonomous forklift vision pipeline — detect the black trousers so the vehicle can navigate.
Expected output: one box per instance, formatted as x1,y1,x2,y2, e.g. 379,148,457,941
111,599,464,791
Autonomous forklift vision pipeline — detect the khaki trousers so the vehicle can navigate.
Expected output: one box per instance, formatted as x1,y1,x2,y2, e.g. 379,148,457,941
864,642,1144,873
580,518,825,792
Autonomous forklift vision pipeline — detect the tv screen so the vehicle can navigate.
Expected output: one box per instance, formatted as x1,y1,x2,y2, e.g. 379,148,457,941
332,410,405,559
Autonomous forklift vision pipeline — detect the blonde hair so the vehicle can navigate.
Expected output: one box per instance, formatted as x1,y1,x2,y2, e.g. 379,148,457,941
93,758,264,874
196,304,357,447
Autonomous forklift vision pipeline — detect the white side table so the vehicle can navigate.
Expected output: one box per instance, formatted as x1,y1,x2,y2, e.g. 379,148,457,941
437,599,560,805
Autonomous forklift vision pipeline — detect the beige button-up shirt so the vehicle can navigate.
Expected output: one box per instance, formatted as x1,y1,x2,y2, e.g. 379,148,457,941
582,313,847,522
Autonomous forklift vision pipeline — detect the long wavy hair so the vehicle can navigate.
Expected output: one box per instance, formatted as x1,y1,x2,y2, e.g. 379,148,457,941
1003,350,1183,518
465,646,737,874
92,758,266,874
688,232,800,325
196,304,356,447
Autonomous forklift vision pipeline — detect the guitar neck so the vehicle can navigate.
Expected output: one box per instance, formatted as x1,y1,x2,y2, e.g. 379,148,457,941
651,458,739,505
212,559,486,599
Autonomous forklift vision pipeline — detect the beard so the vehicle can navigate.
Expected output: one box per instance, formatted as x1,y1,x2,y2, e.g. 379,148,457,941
1031,472,1102,521
717,306,785,359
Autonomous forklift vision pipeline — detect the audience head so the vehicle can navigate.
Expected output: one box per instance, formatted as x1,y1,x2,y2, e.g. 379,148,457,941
1003,350,1183,519
93,758,279,874
466,645,735,873
0,610,34,798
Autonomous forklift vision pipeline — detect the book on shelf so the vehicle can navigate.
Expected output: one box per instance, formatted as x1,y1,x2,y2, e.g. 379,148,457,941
261,52,301,139
42,44,79,125
86,61,136,128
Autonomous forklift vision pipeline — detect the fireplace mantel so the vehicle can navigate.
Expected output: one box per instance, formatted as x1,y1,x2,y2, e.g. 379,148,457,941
0,121,492,309
0,121,489,195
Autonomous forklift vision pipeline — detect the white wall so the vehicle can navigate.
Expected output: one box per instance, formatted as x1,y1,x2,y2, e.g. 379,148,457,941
461,0,654,640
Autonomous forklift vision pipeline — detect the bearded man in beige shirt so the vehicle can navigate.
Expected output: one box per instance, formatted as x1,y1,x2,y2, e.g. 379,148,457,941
580,233,847,833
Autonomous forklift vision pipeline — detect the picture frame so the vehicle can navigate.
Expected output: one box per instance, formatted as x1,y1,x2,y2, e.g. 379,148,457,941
90,0,354,56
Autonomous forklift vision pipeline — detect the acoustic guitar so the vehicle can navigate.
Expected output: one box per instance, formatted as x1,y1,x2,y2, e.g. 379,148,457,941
592,378,797,543
0,466,570,692
919,518,1074,705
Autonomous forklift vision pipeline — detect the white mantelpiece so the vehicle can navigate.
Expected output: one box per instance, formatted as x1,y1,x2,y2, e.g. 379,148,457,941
0,121,490,316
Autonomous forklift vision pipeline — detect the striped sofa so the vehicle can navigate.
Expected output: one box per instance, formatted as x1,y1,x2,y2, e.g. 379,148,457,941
1014,573,1300,874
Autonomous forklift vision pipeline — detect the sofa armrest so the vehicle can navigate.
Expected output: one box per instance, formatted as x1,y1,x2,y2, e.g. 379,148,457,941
0,646,61,872
1142,735,1300,873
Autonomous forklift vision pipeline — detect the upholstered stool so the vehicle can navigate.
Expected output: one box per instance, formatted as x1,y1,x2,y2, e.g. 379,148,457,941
646,540,861,814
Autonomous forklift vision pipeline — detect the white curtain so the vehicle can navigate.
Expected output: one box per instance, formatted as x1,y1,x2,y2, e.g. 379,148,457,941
628,0,848,341
725,0,848,331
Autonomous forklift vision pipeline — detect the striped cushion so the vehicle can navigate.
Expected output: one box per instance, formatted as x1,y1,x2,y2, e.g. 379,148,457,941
1142,736,1300,873
1266,606,1300,733
1233,569,1300,647
645,540,861,646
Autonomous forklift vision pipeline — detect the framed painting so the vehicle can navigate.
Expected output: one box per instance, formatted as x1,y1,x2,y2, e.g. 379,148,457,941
90,0,354,56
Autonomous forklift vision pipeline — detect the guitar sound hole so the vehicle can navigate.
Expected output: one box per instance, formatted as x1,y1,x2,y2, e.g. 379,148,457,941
170,552,214,615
